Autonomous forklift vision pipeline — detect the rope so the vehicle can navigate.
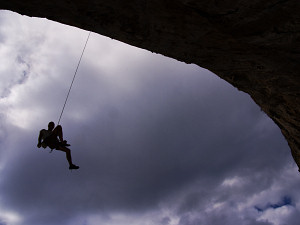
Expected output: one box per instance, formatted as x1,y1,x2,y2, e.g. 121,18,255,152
57,31,91,125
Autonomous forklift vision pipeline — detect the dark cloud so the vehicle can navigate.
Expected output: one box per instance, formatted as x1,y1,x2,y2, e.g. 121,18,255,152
255,196,292,212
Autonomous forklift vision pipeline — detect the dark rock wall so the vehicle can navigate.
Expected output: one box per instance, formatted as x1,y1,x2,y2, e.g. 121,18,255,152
1,0,300,168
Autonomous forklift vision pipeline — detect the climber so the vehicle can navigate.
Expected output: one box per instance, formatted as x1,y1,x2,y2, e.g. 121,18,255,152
37,121,79,170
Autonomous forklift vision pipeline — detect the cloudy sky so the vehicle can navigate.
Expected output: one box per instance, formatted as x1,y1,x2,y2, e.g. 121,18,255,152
0,10,299,225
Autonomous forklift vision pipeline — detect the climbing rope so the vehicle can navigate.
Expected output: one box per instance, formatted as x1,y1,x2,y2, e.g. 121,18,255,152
57,31,91,125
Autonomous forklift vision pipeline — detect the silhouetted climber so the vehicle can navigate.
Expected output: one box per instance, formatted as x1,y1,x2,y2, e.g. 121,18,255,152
37,121,79,170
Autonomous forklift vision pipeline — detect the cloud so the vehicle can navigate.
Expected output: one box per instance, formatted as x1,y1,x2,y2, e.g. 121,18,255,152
255,196,292,212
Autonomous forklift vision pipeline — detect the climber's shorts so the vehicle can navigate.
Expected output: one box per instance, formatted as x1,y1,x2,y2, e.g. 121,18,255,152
42,136,63,150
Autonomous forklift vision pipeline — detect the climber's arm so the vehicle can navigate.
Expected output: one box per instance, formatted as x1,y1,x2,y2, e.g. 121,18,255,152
37,130,44,148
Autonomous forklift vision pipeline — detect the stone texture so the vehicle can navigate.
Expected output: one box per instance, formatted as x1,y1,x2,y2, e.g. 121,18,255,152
1,0,300,169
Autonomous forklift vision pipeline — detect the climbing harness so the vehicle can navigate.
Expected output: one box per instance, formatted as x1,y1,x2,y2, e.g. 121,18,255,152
57,31,91,125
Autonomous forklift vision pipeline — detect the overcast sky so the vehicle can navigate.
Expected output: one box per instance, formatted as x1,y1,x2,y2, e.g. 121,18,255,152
0,10,299,225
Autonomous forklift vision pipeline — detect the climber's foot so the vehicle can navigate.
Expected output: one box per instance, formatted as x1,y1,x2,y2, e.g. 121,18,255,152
69,164,79,170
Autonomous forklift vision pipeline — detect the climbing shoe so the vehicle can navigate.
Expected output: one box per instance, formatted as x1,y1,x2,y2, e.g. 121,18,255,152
69,164,79,170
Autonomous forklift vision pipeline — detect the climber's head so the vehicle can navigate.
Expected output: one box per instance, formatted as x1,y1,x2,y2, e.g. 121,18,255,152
48,121,55,131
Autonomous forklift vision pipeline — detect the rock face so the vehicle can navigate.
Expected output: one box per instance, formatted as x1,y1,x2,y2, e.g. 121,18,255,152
1,0,300,169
